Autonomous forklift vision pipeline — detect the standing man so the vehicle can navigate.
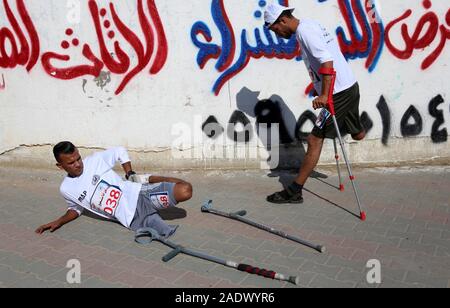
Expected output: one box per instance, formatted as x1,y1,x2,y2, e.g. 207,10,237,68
35,142,193,237
264,2,366,204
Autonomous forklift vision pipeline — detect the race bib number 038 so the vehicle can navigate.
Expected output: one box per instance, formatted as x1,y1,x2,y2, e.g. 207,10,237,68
90,180,122,216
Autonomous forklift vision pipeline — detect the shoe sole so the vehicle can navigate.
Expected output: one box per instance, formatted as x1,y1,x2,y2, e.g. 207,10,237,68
267,198,304,205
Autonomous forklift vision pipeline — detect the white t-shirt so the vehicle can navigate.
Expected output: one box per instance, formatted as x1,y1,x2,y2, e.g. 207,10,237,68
60,147,142,228
296,19,357,95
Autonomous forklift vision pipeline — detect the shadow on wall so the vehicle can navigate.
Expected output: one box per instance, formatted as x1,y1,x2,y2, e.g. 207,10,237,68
201,86,330,190
235,87,328,190
236,86,307,171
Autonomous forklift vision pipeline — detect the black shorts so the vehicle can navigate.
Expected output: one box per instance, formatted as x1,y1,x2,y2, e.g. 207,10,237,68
311,83,364,139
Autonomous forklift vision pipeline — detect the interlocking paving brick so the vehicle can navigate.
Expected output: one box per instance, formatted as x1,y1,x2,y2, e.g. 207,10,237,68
1,166,449,288
78,276,127,288
0,265,24,287
173,271,220,288
309,274,356,288
10,273,59,288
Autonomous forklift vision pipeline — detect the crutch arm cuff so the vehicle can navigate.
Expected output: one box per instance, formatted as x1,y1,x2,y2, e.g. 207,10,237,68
318,67,336,76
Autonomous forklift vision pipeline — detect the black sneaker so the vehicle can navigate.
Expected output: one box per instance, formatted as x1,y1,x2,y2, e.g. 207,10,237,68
266,187,304,204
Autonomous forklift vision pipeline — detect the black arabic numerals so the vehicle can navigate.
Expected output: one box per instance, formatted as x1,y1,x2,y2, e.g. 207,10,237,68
227,111,253,143
254,99,293,144
360,111,374,135
401,105,423,137
295,111,317,141
202,115,224,140
429,94,448,143
377,95,392,146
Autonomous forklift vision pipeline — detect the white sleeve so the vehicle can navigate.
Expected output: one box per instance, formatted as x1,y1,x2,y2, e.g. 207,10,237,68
64,197,84,216
99,147,131,169
301,26,334,64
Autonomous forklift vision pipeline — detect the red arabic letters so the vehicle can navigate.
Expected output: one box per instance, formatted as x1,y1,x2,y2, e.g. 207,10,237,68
0,0,40,71
41,44,103,80
385,0,450,70
41,0,168,95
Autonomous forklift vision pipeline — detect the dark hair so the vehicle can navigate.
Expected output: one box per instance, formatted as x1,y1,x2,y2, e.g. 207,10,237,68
53,141,76,162
280,10,293,19
266,10,294,27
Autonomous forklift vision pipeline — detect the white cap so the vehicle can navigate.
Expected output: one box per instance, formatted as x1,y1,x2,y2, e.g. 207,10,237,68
264,2,295,28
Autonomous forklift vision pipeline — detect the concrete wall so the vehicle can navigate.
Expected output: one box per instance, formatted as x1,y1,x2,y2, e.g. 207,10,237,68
0,0,449,169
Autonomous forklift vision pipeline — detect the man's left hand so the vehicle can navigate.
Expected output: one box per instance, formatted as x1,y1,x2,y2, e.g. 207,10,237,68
126,171,139,183
312,95,329,110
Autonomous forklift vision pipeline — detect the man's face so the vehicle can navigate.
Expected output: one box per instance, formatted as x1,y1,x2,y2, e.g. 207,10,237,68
269,17,293,39
57,149,84,178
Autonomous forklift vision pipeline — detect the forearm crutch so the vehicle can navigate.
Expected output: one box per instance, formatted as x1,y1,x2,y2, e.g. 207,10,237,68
201,200,325,253
333,139,344,192
135,228,300,285
319,67,366,221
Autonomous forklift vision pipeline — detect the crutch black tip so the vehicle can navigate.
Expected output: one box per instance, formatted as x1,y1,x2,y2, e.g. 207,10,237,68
288,276,301,286
318,246,326,253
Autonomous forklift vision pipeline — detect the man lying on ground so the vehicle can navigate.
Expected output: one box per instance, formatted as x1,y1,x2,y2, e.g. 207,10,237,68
36,141,193,238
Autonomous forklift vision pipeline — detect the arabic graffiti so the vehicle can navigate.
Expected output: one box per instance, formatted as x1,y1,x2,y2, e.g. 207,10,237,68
385,0,450,70
191,0,385,95
203,93,448,145
0,0,40,72
192,0,449,96
332,0,384,73
1,0,168,95
191,0,301,96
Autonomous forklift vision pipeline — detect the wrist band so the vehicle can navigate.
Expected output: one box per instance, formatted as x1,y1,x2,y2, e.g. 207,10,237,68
126,171,136,180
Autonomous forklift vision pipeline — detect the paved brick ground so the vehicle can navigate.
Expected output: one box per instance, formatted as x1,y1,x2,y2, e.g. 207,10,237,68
0,165,449,288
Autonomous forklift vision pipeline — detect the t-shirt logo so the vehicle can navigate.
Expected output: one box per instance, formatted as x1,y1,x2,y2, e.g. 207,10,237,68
78,191,87,203
92,175,100,186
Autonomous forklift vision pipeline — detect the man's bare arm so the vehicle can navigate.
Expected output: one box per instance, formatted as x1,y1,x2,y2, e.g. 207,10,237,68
313,61,334,110
320,61,334,97
35,210,79,235
149,176,187,184
122,161,133,176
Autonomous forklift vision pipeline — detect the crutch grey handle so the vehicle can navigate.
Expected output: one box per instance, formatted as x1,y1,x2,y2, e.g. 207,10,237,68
201,200,214,212
202,200,325,253
162,246,183,262
135,228,159,245
203,200,246,217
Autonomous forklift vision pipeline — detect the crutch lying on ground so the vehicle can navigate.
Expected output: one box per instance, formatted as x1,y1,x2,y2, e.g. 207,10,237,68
135,227,300,286
201,200,326,253
320,67,367,221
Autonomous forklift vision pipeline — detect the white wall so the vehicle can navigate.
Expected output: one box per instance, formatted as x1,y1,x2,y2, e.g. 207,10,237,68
0,0,449,169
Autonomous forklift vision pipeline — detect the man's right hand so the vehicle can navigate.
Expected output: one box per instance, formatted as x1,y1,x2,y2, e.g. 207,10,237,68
35,221,62,234
36,210,79,235
312,95,329,110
